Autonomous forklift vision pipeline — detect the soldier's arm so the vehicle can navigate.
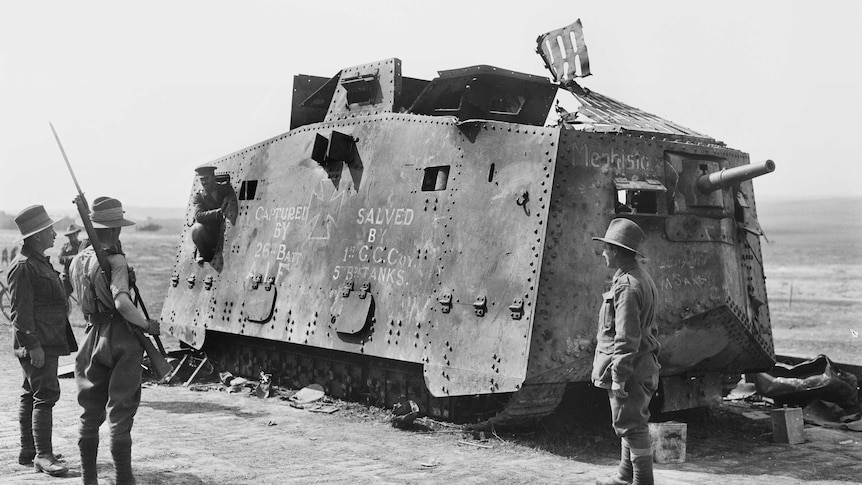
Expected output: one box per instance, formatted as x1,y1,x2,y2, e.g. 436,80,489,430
106,254,149,331
115,294,149,330
8,262,40,350
58,244,73,266
611,280,643,385
220,185,239,225
193,192,223,224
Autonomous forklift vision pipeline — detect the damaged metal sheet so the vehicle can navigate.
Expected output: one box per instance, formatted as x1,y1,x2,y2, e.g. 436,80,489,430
536,19,591,84
613,175,666,192
754,354,860,414
563,84,715,140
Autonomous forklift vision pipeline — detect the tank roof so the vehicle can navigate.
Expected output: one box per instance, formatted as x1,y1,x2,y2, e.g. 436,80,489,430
562,83,719,144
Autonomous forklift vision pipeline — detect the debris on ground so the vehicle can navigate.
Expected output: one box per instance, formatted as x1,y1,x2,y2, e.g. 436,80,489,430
254,372,272,398
307,404,339,414
754,354,859,413
157,350,214,385
288,384,326,404
717,354,862,437
457,440,493,449
391,397,421,429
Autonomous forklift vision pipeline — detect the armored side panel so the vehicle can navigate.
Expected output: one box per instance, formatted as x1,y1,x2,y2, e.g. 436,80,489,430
162,59,560,400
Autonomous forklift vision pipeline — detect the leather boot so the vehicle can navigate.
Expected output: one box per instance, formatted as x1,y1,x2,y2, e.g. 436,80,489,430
596,439,633,485
632,455,655,485
34,454,69,477
32,408,68,476
111,436,135,485
80,435,100,485
18,396,36,465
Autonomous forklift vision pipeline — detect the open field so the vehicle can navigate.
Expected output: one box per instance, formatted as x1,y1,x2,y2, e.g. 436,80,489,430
757,197,862,364
3,197,859,364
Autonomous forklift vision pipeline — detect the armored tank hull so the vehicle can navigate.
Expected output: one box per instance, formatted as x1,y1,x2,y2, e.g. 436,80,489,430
162,24,775,424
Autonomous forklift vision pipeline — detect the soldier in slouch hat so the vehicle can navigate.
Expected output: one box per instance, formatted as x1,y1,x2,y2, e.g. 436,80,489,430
8,205,77,477
592,218,660,485
70,197,160,485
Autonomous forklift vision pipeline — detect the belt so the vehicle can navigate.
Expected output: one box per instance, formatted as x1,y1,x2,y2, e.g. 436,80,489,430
84,311,124,324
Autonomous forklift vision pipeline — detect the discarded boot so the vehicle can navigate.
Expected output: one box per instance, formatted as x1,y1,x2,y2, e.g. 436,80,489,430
631,455,654,485
596,439,633,485
33,454,69,477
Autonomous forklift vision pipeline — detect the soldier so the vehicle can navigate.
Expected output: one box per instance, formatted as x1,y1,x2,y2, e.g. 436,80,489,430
8,205,77,477
191,164,237,264
70,197,160,485
58,224,82,297
591,218,660,485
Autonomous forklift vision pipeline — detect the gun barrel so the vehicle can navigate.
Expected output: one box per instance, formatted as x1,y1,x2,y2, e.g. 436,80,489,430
697,159,775,193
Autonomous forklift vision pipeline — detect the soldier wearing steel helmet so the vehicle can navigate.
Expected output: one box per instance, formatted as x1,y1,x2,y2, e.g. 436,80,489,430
592,218,660,485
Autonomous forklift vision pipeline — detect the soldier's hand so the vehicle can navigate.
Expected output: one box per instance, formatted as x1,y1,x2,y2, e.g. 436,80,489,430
127,266,136,287
146,318,161,336
611,381,628,399
29,347,45,368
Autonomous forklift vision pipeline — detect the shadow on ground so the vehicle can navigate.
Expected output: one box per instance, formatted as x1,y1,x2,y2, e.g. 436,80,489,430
141,399,267,419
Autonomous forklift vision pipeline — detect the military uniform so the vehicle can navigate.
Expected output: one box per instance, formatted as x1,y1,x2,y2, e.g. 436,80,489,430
70,196,155,485
71,244,142,484
58,235,82,297
592,260,660,440
8,205,76,476
592,218,660,485
191,173,238,262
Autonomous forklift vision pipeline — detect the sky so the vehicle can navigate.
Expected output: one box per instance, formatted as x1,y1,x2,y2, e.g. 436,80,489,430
1,0,860,217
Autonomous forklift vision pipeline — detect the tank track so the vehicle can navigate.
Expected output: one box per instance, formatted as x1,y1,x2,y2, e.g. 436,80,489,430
202,331,564,426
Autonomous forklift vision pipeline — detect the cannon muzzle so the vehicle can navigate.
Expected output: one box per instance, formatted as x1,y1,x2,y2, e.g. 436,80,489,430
697,159,775,193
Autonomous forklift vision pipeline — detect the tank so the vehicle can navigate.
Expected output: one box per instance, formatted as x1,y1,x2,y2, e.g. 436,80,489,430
161,19,776,425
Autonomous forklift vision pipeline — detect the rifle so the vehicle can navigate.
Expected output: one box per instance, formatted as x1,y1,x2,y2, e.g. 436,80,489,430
50,122,173,380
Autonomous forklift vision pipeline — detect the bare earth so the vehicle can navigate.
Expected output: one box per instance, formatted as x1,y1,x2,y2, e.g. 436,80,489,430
0,326,860,485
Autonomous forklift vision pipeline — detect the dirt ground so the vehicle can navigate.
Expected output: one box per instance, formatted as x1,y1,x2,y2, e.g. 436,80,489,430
1,325,860,485
0,200,860,484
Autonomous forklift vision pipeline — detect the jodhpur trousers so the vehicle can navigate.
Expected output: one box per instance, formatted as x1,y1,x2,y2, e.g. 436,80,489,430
75,320,143,442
